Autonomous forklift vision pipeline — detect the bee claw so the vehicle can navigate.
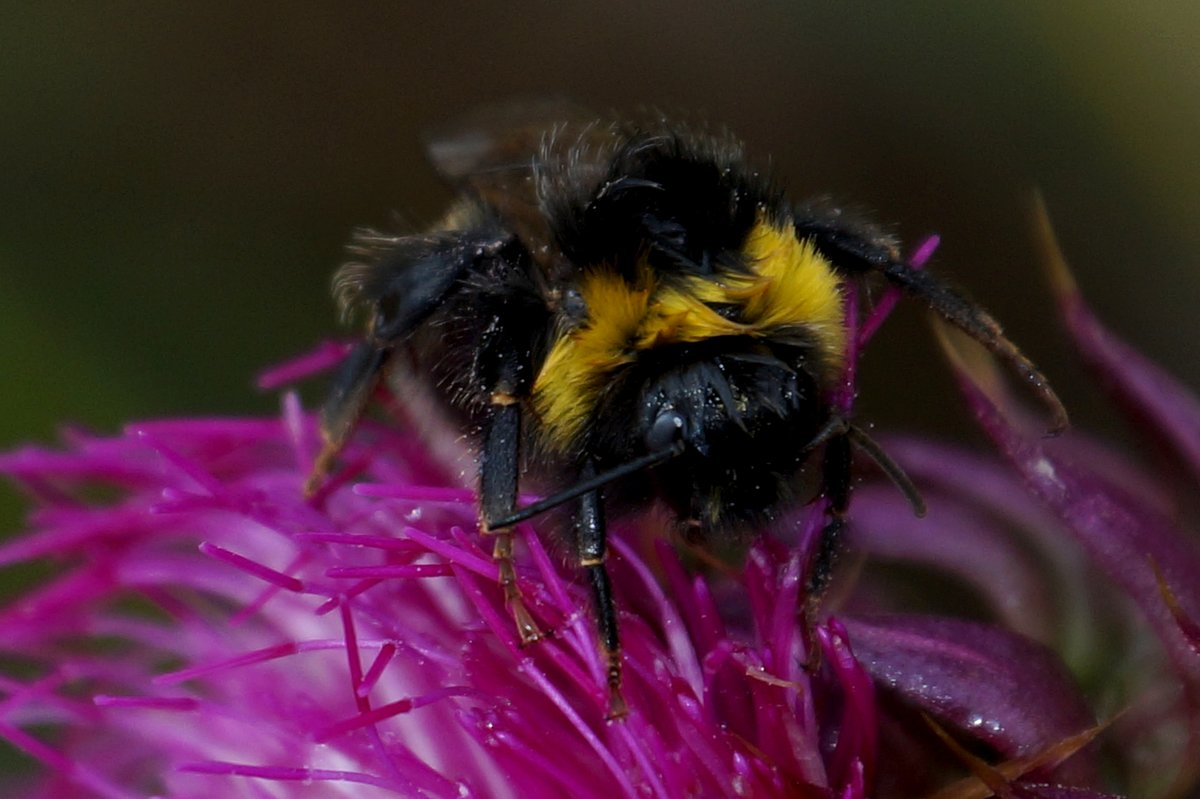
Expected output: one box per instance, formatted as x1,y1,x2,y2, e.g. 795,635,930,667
510,600,543,646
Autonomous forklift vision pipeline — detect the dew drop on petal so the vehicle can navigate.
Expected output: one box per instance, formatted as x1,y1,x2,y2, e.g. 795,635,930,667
1033,457,1064,492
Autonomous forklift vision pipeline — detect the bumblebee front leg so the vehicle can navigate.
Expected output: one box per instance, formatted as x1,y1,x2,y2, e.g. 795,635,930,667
574,461,627,719
479,396,541,644
796,427,854,672
810,430,852,599
804,417,923,597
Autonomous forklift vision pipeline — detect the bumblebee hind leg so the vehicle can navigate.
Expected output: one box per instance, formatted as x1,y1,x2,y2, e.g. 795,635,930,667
307,230,512,495
306,341,391,496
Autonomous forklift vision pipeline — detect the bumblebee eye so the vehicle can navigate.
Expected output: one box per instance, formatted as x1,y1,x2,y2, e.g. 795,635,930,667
645,410,687,453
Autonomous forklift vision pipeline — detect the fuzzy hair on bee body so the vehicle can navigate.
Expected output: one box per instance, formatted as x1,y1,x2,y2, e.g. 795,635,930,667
327,111,1060,527
313,108,1065,717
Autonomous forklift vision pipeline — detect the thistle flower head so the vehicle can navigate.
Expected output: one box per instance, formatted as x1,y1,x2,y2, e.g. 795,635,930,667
1,218,1197,798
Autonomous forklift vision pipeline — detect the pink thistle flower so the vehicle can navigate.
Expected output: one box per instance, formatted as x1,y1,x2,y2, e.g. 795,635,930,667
0,215,1194,798
0,395,869,798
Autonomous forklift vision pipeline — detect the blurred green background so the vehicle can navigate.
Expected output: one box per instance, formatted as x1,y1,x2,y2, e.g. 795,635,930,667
3,2,1199,530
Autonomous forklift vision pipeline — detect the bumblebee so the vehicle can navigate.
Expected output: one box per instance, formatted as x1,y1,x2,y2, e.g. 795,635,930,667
308,110,1066,718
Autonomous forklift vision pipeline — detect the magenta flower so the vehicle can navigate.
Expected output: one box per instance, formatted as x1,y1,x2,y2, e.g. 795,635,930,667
1,216,1195,798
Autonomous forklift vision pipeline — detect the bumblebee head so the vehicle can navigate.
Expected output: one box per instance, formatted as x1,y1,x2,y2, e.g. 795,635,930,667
636,340,824,452
562,335,823,528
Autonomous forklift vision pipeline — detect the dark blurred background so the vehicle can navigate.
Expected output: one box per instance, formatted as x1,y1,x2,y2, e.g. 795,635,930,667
3,2,1199,531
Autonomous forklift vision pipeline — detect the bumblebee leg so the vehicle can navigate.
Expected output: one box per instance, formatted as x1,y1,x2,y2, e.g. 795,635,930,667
800,428,853,670
310,231,520,496
479,399,541,645
810,429,852,598
575,460,627,719
306,341,391,496
804,417,923,594
796,212,1067,432
880,263,1066,432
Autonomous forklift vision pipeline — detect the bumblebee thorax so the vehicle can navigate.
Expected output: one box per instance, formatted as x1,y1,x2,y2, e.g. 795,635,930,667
531,217,845,451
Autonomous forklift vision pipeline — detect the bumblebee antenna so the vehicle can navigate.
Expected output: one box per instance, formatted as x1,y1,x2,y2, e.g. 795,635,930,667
487,443,685,530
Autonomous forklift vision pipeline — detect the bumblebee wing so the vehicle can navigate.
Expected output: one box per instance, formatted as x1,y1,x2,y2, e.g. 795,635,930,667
424,100,613,258
425,99,596,179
